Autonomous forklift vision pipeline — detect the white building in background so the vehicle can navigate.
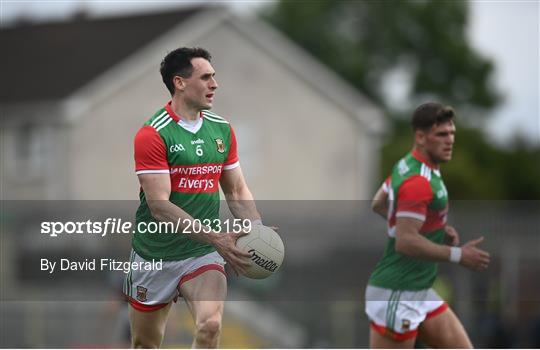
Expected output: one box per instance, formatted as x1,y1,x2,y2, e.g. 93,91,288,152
1,6,387,201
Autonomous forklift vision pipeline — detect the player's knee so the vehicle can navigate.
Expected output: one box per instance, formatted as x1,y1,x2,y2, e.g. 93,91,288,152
195,318,222,343
132,337,159,349
131,331,163,349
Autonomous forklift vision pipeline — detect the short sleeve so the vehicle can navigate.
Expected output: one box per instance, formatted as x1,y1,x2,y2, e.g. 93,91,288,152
395,175,433,222
134,126,169,174
223,125,239,171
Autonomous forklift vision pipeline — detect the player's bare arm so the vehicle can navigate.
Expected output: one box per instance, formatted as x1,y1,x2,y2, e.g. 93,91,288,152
138,172,251,274
219,166,261,221
444,224,460,246
395,217,490,271
371,184,388,219
395,217,452,261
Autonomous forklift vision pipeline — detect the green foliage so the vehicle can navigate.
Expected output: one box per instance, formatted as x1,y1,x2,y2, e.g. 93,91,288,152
264,0,540,199
264,0,500,109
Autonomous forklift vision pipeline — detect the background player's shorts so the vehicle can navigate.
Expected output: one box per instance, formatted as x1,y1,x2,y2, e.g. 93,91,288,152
365,285,448,341
123,250,225,312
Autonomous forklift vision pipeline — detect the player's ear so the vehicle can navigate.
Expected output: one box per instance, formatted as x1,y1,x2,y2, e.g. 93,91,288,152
415,129,426,146
173,76,185,92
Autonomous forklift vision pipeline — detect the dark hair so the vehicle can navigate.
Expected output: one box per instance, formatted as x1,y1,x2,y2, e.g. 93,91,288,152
411,102,455,131
160,47,212,95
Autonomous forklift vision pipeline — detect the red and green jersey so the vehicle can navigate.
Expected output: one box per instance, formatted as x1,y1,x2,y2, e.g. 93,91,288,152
133,102,239,260
369,150,449,290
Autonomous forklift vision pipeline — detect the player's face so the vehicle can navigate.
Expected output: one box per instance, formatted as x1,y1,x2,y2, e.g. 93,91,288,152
181,58,218,110
422,120,456,164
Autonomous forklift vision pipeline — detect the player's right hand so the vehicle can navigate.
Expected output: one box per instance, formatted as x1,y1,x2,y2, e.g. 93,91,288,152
211,231,252,276
459,236,490,271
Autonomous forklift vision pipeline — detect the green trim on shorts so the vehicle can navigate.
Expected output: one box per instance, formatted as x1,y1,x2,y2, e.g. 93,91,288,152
125,250,135,298
386,290,402,330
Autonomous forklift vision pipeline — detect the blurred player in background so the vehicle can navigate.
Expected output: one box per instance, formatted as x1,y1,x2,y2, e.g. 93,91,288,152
124,47,262,348
366,102,490,348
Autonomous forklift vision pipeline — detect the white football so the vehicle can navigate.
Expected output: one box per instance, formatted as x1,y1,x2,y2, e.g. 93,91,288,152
236,225,284,279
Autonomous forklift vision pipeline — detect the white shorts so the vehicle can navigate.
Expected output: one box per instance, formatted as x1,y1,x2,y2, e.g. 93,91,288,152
123,250,225,312
365,285,448,341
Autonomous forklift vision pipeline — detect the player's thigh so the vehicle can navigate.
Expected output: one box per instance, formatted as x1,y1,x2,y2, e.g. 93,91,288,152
369,328,416,349
418,306,472,348
128,302,172,348
179,269,227,324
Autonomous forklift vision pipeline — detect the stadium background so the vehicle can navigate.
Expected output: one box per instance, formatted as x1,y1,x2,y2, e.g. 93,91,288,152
1,1,539,348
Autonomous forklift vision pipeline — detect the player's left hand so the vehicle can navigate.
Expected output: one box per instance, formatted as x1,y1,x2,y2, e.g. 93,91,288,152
445,225,460,246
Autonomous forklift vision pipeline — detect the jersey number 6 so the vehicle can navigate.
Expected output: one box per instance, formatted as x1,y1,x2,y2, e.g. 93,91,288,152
195,145,204,157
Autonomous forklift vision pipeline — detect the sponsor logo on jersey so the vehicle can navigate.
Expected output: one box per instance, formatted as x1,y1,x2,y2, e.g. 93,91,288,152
191,138,205,145
170,163,223,193
178,178,215,192
169,144,185,153
173,164,223,175
136,286,148,302
215,138,225,153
